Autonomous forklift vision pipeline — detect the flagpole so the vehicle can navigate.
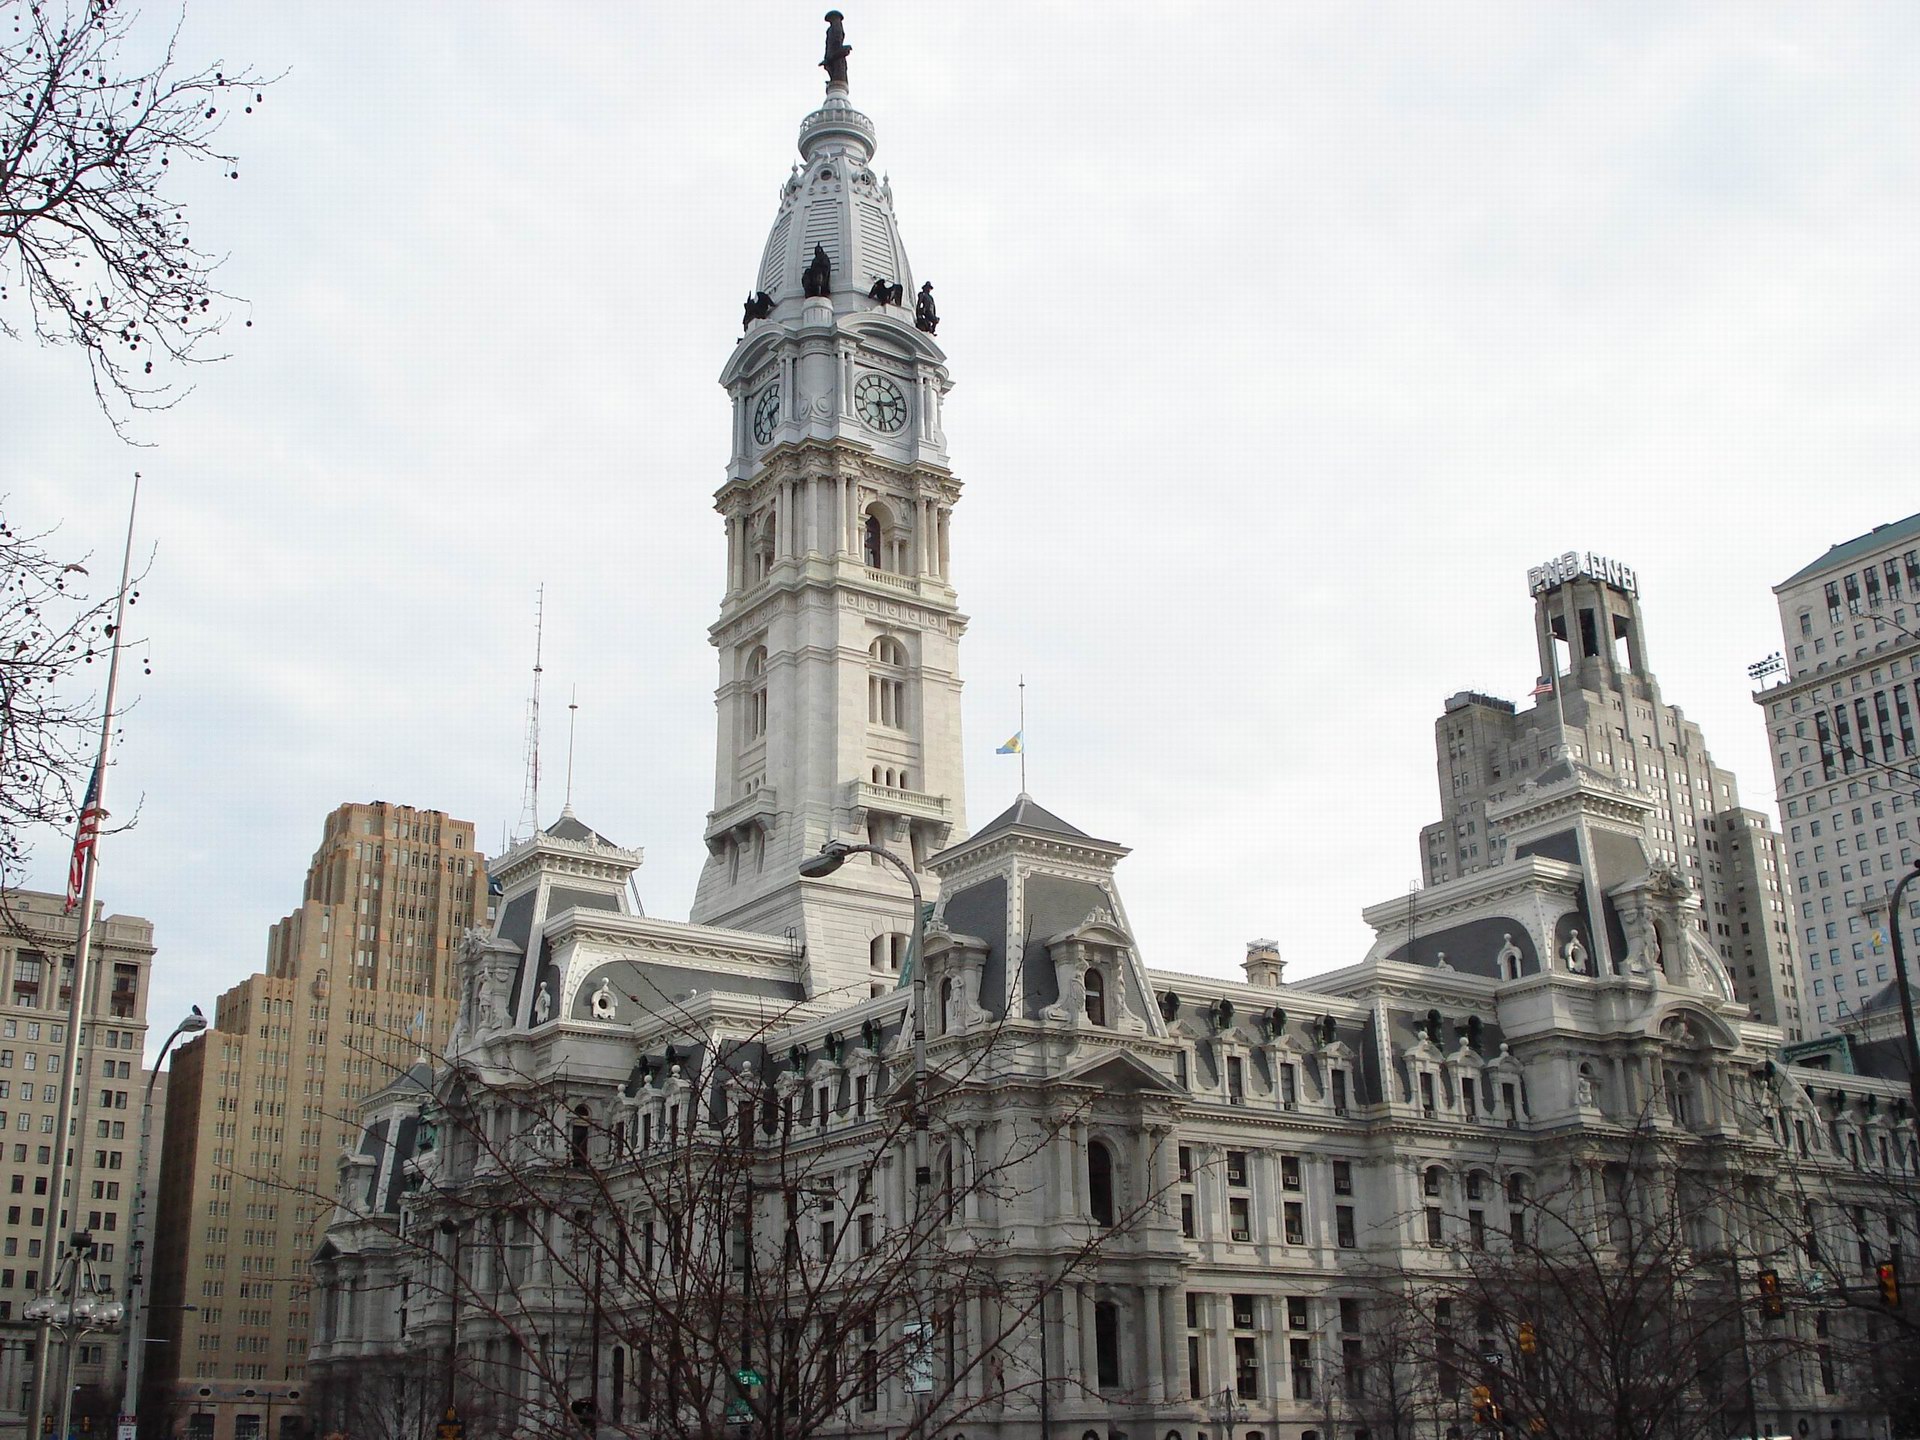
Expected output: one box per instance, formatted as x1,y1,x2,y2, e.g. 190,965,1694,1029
1018,675,1027,795
28,474,141,1440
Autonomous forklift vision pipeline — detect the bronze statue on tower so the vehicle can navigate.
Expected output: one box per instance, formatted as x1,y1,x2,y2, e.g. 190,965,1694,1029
821,11,851,87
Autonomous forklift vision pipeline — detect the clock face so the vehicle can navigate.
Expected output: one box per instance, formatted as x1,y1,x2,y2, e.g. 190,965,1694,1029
752,385,781,444
854,373,907,434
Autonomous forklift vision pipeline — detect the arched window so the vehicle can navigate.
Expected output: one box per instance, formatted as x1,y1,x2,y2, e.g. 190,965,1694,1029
868,636,907,729
745,647,769,740
863,513,883,568
941,975,955,1034
1084,968,1107,1027
1423,1165,1446,1197
1088,1139,1116,1226
570,1106,592,1168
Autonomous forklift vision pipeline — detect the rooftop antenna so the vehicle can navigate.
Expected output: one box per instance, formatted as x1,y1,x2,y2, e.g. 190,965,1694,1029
515,586,545,841
564,685,579,811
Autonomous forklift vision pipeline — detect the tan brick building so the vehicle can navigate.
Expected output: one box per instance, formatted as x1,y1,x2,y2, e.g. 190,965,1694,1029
0,890,154,1440
146,803,483,1440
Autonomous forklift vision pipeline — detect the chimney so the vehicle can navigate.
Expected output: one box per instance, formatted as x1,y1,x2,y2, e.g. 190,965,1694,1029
1244,939,1284,988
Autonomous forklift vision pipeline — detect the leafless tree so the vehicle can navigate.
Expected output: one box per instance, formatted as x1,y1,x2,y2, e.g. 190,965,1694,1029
1364,1121,1830,1440
0,505,143,897
2,0,271,429
304,1356,442,1440
305,994,1181,1440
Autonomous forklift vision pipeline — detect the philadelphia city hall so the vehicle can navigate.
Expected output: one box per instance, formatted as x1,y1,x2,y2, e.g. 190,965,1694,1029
309,21,1916,1440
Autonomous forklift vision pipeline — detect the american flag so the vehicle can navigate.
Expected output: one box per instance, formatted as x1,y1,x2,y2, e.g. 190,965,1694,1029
1531,678,1555,698
64,765,104,913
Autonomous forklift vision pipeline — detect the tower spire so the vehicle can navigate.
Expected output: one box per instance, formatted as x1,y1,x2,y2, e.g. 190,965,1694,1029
515,586,545,841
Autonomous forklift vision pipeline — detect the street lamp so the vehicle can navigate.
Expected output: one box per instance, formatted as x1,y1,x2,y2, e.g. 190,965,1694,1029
796,841,929,1180
27,1234,126,1440
796,840,935,1424
1884,861,1920,1130
120,1006,210,1436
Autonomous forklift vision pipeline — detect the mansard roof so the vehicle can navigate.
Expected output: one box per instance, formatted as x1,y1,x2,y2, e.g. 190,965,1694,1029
544,804,618,847
968,792,1094,845
1777,509,1920,589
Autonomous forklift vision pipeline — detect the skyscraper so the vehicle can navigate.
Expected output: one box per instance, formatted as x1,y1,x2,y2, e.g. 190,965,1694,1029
0,890,153,1440
1421,551,1803,1036
145,802,484,1440
1754,513,1920,1036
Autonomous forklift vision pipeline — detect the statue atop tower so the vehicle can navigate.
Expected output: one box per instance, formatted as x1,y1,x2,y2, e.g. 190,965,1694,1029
821,11,851,90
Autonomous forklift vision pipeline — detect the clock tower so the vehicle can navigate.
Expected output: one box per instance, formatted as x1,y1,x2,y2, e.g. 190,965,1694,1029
690,32,968,1005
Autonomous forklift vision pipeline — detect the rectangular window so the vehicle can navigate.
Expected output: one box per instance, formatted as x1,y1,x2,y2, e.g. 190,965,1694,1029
1425,1206,1444,1245
1281,1154,1302,1190
1290,1338,1314,1399
1332,1159,1353,1195
1225,1150,1248,1185
1331,1069,1349,1113
1094,1303,1121,1390
1229,1196,1251,1242
1284,1201,1305,1246
1336,1205,1356,1249
1235,1336,1259,1400
1181,1193,1195,1238
1233,1294,1256,1329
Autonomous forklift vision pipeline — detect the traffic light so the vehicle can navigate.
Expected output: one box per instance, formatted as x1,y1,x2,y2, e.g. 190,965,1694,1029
1516,1322,1537,1355
1756,1267,1785,1319
1878,1262,1902,1309
1471,1385,1501,1426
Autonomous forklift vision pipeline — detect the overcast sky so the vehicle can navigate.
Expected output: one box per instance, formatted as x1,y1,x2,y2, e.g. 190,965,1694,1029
6,3,1917,1058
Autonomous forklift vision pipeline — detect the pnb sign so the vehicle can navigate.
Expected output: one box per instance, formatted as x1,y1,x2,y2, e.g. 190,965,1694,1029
1528,551,1638,598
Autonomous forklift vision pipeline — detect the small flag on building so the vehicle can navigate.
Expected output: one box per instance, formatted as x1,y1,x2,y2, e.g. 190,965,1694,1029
996,732,1024,754
1531,678,1554,698
65,765,105,913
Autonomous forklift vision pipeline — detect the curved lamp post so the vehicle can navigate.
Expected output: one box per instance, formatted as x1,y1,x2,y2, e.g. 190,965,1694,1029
119,1006,210,1435
796,842,928,1171
797,840,934,1419
1885,861,1920,1129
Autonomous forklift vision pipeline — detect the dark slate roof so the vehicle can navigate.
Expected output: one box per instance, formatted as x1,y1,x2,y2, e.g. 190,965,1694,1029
970,793,1093,844
545,806,619,847
1777,511,1920,588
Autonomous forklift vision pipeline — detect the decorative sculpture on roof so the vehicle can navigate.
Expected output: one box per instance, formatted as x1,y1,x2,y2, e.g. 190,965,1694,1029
533,979,553,1026
915,281,939,333
868,277,903,305
741,290,775,330
590,976,618,1020
802,244,833,298
821,10,851,88
1563,929,1589,975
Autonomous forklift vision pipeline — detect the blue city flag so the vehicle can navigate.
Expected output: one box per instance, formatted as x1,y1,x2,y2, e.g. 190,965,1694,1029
996,732,1023,754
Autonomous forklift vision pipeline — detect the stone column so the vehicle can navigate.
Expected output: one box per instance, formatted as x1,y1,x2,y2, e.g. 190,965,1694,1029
938,507,951,578
1143,1283,1165,1401
1077,1283,1097,1392
831,471,845,556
